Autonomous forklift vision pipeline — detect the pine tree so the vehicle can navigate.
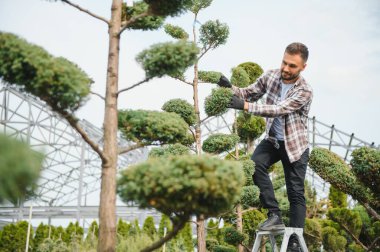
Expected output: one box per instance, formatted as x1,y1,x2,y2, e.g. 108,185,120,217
142,216,157,240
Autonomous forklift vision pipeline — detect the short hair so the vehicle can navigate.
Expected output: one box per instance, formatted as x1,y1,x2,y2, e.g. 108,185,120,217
285,42,309,62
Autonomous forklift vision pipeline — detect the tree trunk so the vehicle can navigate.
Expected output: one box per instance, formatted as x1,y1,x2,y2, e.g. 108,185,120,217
197,215,206,252
247,137,254,155
236,204,244,252
98,1,122,251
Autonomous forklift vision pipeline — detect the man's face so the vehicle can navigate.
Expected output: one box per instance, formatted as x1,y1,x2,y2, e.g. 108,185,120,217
280,52,307,83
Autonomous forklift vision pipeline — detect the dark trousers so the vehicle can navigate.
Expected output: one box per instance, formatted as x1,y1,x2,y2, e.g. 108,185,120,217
251,139,309,228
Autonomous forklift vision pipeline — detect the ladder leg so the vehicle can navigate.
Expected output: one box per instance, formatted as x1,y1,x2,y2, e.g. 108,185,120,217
252,233,263,252
279,232,291,252
269,234,279,252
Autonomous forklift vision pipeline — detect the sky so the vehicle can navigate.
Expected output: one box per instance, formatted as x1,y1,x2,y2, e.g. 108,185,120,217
1,0,380,146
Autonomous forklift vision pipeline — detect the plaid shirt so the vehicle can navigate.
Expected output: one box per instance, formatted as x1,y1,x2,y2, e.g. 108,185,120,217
232,69,313,163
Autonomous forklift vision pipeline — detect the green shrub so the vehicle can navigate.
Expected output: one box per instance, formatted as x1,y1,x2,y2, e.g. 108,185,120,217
164,24,189,39
118,155,244,219
136,41,199,79
162,98,196,125
149,143,190,158
0,32,92,113
118,109,191,145
198,70,222,84
199,20,229,50
122,2,164,30
222,226,245,246
0,134,43,203
144,0,192,17
202,133,239,154
237,62,264,84
350,147,380,195
234,111,265,143
231,67,250,88
204,88,234,117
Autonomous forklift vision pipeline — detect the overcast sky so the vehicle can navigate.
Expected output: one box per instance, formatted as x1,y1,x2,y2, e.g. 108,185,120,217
1,0,380,146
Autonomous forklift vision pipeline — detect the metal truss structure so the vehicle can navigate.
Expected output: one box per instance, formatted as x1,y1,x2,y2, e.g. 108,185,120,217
0,83,379,226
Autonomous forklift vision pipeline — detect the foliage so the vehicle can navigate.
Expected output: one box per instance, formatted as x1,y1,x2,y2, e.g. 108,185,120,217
206,219,223,244
116,232,159,252
86,220,99,240
309,148,380,211
63,222,83,245
202,133,239,154
33,223,50,250
234,111,265,143
0,134,43,203
136,41,199,79
158,214,172,237
237,62,264,84
117,219,131,238
0,221,34,252
241,159,255,186
36,238,69,252
350,147,380,195
144,0,193,17
142,216,157,240
328,208,363,237
118,155,244,219
322,226,347,252
0,32,92,113
222,226,246,246
185,0,213,14
162,98,196,125
118,109,192,145
199,20,229,50
304,218,322,252
239,185,260,209
206,238,219,251
230,67,250,88
204,87,234,117
329,186,348,208
213,245,236,252
177,222,193,252
242,209,266,247
149,143,190,158
122,1,164,30
198,70,222,84
164,24,189,40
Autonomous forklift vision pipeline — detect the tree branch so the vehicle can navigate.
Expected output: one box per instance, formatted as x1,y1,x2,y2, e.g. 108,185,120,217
368,236,380,251
140,219,187,252
61,0,109,24
117,78,151,95
363,203,380,221
119,12,149,35
170,76,193,86
198,45,212,61
90,91,105,100
200,115,212,124
61,112,108,164
330,215,367,250
118,142,147,155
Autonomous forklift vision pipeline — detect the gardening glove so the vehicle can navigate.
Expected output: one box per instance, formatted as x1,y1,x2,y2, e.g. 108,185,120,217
217,75,232,88
227,95,245,110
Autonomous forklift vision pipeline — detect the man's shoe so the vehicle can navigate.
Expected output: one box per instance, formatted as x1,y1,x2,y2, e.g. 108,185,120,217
258,213,285,231
287,239,302,252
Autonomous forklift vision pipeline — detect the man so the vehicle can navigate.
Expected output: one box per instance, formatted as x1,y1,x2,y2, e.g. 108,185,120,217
217,42,312,252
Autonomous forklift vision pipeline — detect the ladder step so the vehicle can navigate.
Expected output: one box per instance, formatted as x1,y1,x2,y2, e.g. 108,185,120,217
251,227,308,252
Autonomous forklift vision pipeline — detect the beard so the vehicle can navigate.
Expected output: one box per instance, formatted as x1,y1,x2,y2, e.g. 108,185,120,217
281,70,300,81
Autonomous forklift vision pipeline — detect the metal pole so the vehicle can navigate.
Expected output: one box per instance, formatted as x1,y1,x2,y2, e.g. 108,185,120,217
77,140,86,223
329,124,335,150
344,133,354,162
25,205,33,252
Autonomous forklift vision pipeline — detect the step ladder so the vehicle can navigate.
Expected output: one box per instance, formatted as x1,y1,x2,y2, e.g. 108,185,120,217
251,227,308,252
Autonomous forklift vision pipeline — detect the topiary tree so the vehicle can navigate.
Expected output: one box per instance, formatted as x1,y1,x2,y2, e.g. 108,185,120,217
116,219,131,239
33,223,50,251
118,155,244,251
1,1,199,250
329,186,348,208
202,133,240,155
0,133,43,204
0,221,34,252
309,147,380,219
143,216,157,240
304,218,322,252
